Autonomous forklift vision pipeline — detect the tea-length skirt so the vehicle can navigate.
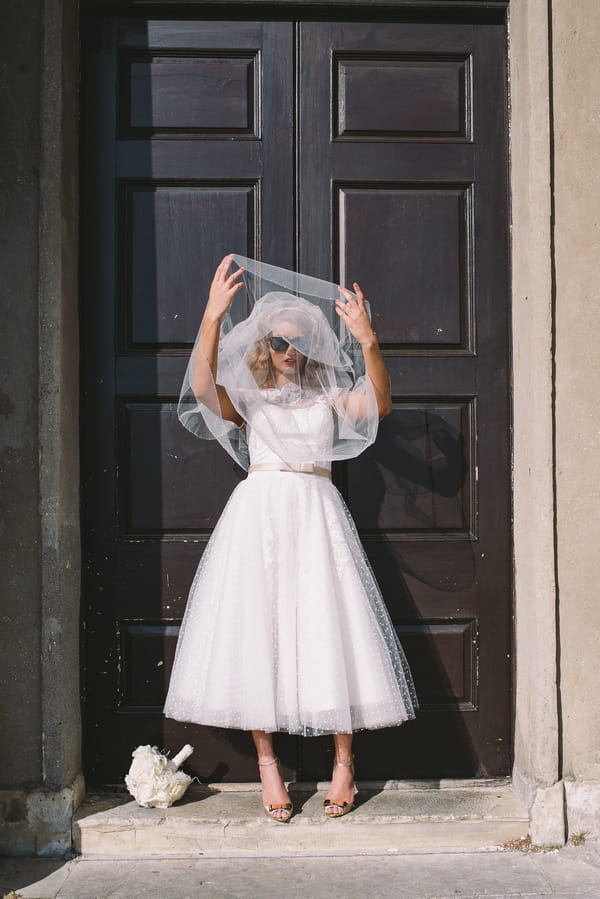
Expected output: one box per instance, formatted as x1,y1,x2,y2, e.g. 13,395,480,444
164,469,417,735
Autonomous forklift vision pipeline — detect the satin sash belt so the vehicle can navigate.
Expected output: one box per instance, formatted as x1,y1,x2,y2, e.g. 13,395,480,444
248,462,332,480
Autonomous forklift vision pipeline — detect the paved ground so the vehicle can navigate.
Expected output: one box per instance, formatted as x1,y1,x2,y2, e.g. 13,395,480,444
1,840,599,899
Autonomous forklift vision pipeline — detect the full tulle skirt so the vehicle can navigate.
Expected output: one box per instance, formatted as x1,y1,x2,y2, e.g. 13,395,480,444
164,470,417,735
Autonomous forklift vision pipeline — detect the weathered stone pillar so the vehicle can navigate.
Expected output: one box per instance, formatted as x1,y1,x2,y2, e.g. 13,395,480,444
552,0,600,840
510,0,600,844
508,0,564,846
0,0,83,856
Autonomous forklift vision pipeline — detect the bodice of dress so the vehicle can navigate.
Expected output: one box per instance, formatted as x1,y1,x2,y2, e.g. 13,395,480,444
247,390,334,470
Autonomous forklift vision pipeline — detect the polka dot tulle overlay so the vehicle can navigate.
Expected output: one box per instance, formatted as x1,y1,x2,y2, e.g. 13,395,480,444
164,403,418,735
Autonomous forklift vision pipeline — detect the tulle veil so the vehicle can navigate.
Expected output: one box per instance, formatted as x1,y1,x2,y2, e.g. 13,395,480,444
177,255,380,469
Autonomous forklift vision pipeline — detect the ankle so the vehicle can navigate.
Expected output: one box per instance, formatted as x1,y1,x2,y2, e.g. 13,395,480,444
258,756,279,768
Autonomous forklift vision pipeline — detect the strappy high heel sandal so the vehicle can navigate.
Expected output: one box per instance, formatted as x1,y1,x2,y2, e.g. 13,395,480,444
258,757,294,823
323,756,358,818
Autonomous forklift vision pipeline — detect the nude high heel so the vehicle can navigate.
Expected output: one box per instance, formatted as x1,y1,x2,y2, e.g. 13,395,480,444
323,756,358,818
258,757,294,823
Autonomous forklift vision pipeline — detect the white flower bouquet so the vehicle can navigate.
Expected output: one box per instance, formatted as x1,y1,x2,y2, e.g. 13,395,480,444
125,744,194,808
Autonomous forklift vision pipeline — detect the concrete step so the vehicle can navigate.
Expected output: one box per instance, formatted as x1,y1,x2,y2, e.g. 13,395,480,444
73,779,528,857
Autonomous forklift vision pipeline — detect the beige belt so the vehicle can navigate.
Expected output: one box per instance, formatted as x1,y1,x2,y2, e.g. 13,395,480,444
248,462,332,480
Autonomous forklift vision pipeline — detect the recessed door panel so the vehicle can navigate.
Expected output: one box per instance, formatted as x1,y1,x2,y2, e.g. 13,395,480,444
122,184,256,348
123,52,259,137
338,185,473,349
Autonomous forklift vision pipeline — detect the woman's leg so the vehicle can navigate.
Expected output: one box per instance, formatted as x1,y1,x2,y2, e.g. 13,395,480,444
252,730,291,820
324,732,356,815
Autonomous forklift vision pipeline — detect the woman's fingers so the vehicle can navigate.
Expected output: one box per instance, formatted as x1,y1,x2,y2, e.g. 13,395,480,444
218,254,232,276
216,254,238,284
337,283,367,312
212,256,244,296
211,256,231,289
227,266,244,286
207,256,244,316
337,285,355,302
353,282,366,307
336,282,374,345
337,285,368,322
337,290,358,319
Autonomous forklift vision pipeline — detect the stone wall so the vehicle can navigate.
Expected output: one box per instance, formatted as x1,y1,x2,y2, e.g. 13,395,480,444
0,0,83,856
510,0,600,843
552,0,600,838
0,0,44,791
508,0,565,846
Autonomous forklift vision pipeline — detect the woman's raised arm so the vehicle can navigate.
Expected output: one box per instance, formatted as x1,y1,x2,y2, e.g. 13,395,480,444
190,255,245,425
335,283,393,419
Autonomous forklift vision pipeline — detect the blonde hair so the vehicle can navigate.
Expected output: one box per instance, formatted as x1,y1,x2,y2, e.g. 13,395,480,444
246,338,271,386
246,336,324,388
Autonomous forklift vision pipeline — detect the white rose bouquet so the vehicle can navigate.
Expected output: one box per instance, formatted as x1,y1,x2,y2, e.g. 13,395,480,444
125,744,194,808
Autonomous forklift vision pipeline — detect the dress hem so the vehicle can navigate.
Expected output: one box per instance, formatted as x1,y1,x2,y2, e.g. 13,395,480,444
163,710,416,736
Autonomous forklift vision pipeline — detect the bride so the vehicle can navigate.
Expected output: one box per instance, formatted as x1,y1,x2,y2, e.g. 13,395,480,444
164,254,417,822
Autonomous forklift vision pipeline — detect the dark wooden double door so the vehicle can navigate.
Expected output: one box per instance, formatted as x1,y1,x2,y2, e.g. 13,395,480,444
81,14,511,784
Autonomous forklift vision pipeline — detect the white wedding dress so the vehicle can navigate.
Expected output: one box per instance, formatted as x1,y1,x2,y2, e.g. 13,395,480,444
164,392,417,735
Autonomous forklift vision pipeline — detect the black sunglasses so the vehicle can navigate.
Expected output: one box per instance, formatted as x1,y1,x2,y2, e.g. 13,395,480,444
267,335,310,355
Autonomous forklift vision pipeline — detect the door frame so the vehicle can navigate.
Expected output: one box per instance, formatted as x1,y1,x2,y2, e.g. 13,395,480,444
35,0,561,841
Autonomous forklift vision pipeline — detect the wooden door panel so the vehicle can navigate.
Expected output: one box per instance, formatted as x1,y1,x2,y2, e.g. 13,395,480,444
119,622,180,713
123,184,256,348
399,620,478,710
118,402,239,535
334,54,471,141
122,52,259,136
299,20,510,778
348,401,473,534
82,17,294,784
339,185,473,349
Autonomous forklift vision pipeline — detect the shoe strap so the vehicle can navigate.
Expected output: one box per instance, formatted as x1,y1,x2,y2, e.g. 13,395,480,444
258,756,279,767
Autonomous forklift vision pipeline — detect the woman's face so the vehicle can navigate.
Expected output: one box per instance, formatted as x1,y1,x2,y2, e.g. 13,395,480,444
267,321,308,383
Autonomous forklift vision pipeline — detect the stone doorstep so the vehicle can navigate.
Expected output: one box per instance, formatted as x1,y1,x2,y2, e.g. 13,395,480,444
74,780,529,857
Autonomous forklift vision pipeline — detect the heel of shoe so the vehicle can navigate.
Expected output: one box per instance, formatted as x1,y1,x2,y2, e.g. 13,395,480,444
258,757,294,823
324,755,357,818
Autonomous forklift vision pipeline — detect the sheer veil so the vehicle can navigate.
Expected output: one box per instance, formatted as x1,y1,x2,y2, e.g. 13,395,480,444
178,255,380,469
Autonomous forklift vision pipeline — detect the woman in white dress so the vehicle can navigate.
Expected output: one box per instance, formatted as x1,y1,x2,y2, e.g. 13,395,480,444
164,255,417,822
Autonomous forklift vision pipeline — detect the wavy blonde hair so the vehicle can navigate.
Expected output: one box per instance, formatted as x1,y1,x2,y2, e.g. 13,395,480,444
246,335,325,388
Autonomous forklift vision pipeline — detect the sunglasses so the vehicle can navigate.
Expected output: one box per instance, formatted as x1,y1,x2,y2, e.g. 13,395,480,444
267,335,311,355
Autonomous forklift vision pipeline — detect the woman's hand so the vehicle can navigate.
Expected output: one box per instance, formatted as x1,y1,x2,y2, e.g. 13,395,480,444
193,255,244,425
335,283,377,347
336,281,392,417
204,254,245,324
